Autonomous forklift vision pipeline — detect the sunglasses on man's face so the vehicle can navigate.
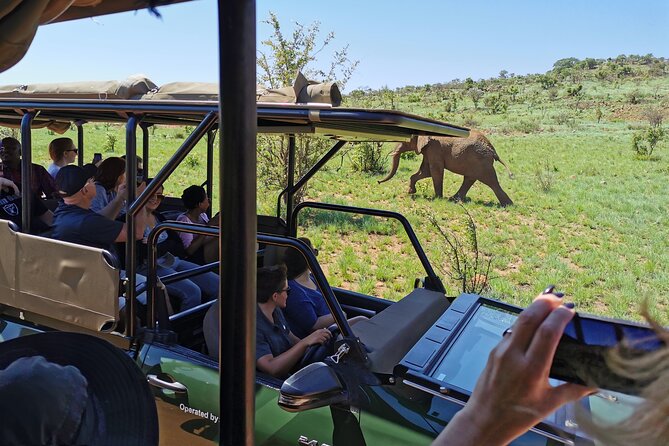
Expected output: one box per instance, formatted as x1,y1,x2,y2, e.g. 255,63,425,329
66,149,79,153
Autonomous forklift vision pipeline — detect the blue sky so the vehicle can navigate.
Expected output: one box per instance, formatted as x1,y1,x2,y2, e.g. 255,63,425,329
1,0,667,91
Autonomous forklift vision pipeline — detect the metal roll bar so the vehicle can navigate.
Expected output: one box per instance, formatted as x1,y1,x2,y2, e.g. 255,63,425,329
292,201,446,294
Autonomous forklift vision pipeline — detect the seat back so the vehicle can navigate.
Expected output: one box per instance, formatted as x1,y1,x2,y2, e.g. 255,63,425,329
0,219,121,332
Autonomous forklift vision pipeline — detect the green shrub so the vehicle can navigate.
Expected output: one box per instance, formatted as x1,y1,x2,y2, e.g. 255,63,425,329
534,161,557,192
512,119,541,134
103,133,118,152
185,155,201,168
428,207,494,295
632,126,666,157
350,142,387,174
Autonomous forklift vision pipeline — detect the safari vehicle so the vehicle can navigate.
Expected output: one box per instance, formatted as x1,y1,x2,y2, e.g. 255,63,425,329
0,77,646,446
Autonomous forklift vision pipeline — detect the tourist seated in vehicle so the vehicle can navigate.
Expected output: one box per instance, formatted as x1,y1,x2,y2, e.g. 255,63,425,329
204,265,332,375
138,181,219,312
0,176,53,234
51,164,149,307
46,137,78,178
90,157,133,219
282,237,367,338
0,137,58,198
255,265,332,378
175,184,219,264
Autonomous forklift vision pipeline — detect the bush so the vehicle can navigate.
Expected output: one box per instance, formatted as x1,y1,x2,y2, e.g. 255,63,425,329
103,133,118,152
428,207,494,295
512,119,541,134
626,89,642,104
350,142,387,174
632,126,666,157
185,155,201,168
642,107,663,128
534,161,557,192
483,93,508,114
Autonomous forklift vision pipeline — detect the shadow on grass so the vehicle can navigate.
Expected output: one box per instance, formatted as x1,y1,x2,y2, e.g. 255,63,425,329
296,207,397,235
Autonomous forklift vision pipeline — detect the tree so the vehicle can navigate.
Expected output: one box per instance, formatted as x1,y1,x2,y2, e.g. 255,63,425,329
256,13,359,206
468,88,483,109
257,12,359,90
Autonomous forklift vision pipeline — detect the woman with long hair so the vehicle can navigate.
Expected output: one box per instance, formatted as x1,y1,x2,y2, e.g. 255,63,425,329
139,182,218,312
176,185,219,264
46,137,78,178
90,157,131,219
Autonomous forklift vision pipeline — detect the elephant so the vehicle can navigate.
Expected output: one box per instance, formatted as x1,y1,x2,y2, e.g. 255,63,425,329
378,130,514,206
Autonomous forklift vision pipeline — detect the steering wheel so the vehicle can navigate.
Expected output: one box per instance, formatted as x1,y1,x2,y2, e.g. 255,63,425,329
299,326,340,369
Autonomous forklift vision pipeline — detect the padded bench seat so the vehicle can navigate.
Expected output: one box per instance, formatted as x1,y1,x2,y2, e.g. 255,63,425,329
351,288,449,375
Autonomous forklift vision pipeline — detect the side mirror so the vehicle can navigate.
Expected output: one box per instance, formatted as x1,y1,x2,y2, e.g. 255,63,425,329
278,362,347,412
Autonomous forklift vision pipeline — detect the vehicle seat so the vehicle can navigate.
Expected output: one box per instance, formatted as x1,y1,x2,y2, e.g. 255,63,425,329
351,288,449,375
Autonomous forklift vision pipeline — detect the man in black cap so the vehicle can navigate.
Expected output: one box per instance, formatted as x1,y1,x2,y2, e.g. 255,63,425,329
52,164,148,255
0,331,159,445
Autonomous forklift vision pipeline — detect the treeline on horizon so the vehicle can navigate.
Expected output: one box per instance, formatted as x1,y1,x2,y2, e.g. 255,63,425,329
347,54,668,97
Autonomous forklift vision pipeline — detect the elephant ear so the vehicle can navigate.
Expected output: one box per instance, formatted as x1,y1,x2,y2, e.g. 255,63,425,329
415,136,433,154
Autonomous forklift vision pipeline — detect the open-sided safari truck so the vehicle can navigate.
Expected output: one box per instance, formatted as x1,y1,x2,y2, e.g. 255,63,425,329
0,76,649,446
0,3,656,446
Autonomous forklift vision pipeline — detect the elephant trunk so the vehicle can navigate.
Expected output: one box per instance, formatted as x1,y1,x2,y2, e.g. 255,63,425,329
378,141,412,184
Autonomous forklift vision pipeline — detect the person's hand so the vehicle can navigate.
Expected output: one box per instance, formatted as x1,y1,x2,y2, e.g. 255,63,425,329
137,181,147,195
434,291,594,446
209,212,220,226
116,182,128,200
300,328,332,347
0,177,20,195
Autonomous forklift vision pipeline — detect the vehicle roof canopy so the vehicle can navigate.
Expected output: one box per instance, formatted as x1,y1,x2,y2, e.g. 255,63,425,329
0,76,468,141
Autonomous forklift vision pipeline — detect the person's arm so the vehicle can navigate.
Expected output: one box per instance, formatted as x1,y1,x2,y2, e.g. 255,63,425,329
256,328,332,378
35,165,58,198
97,183,127,219
38,210,54,227
114,207,150,242
0,178,20,195
433,293,593,446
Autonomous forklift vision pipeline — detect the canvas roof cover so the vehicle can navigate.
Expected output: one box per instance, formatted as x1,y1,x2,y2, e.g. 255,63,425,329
0,76,467,141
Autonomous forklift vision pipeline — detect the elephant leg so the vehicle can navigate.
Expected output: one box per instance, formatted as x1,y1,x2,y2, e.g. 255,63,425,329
449,176,476,202
408,158,430,194
479,170,513,207
427,155,445,198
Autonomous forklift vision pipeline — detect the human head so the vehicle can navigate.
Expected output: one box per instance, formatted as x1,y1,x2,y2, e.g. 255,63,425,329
283,237,316,280
145,179,164,212
0,137,21,167
48,137,77,163
257,265,288,305
56,165,96,205
181,185,208,211
0,332,158,446
95,157,126,191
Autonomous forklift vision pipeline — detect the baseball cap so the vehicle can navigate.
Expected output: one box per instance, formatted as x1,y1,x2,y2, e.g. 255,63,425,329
56,164,91,197
0,332,158,446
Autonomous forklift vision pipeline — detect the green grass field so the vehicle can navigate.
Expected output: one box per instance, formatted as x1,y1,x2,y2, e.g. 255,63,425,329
16,58,669,324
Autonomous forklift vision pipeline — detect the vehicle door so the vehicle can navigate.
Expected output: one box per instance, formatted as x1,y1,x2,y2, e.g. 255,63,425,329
138,341,337,446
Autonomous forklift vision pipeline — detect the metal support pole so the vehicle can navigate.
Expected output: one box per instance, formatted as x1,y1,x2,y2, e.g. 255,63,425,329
277,140,347,223
285,134,295,233
219,1,256,445
124,116,139,338
75,121,85,166
141,123,151,178
206,129,215,217
20,112,35,232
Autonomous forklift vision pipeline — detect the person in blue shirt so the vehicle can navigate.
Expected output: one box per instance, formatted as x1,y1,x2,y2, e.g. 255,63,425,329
282,237,366,339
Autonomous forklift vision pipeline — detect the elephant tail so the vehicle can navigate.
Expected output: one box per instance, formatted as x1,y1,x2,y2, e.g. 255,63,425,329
378,146,403,184
494,154,514,179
